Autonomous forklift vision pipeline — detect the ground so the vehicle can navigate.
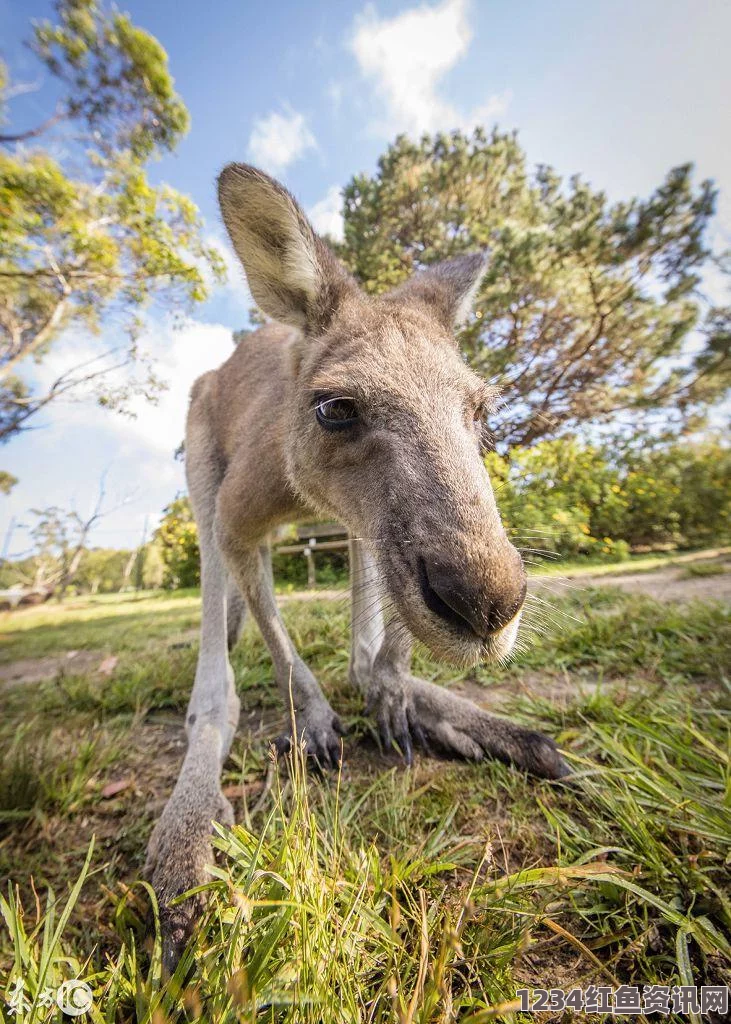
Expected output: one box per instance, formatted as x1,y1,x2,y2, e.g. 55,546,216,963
0,551,729,1022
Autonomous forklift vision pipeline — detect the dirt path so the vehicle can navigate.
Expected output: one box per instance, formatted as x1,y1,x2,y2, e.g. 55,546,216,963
555,564,731,602
0,649,106,688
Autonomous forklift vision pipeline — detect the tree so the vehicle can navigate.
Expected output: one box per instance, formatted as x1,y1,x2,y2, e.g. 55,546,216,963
28,506,88,597
610,439,731,549
155,495,200,589
0,1,225,446
73,546,132,593
0,470,17,494
26,472,129,598
486,436,730,557
485,439,629,560
338,129,729,447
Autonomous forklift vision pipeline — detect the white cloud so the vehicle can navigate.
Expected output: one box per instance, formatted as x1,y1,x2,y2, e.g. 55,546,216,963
350,0,510,138
247,106,316,173
3,318,239,551
30,318,236,457
308,185,345,242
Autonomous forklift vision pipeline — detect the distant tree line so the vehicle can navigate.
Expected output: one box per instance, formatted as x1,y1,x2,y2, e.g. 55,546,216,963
128,438,731,592
0,542,165,598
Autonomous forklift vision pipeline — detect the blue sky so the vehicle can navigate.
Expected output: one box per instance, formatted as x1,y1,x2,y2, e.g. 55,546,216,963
1,0,730,554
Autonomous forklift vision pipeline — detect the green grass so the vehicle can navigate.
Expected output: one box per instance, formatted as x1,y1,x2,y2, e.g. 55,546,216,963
2,547,726,666
681,561,728,578
0,580,729,1021
532,545,730,578
0,590,201,664
0,722,124,823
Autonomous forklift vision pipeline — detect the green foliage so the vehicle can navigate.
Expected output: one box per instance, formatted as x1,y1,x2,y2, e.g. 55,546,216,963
72,547,132,593
151,498,351,595
0,543,164,596
0,1,225,446
0,555,35,590
618,439,731,548
32,0,190,160
27,504,88,593
487,438,629,560
155,496,200,589
489,437,730,560
338,130,729,447
271,545,349,588
0,470,16,493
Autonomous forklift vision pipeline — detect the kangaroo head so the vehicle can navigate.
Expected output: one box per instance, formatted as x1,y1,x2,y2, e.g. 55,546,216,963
218,163,526,666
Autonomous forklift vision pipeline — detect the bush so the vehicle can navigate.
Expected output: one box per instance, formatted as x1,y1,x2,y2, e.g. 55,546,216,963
155,496,200,589
486,437,729,562
618,441,731,548
486,439,627,560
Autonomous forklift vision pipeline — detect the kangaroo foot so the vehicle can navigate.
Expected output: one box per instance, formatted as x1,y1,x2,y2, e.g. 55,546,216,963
274,696,345,769
144,779,234,974
367,672,570,779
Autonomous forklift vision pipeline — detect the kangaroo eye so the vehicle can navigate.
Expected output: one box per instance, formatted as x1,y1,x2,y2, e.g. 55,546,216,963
315,396,358,431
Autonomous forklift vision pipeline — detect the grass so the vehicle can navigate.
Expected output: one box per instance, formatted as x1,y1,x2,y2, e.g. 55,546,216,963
0,723,124,823
526,545,731,578
2,546,727,668
681,561,728,578
0,590,202,665
0,574,729,1021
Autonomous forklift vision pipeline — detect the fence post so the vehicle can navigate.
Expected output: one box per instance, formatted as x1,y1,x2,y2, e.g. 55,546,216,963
304,542,316,588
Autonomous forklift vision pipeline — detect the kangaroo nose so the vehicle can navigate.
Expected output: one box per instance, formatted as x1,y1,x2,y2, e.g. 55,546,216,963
418,557,526,639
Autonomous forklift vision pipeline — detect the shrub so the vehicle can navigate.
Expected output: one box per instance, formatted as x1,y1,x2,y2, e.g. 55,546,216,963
155,496,200,589
487,437,729,561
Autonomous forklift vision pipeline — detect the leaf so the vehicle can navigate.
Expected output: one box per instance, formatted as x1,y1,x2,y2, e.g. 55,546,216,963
97,655,118,676
101,778,131,799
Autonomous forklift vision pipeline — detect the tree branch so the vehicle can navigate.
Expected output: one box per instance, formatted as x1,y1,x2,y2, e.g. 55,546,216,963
0,347,133,441
0,294,69,379
0,107,67,145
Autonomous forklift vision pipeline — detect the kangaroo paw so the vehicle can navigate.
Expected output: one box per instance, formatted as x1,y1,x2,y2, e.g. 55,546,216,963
274,698,345,770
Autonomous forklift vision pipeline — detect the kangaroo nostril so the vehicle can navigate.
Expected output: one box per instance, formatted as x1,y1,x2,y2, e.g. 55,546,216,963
419,558,482,636
417,557,525,640
486,577,527,632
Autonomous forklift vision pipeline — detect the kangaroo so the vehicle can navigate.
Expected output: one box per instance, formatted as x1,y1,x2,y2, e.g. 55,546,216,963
145,163,570,968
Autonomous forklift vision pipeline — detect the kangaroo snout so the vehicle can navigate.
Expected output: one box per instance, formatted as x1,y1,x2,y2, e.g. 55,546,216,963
418,544,527,642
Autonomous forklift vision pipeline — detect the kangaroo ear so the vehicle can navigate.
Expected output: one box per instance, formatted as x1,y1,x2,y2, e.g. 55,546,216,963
388,252,489,330
218,163,354,332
